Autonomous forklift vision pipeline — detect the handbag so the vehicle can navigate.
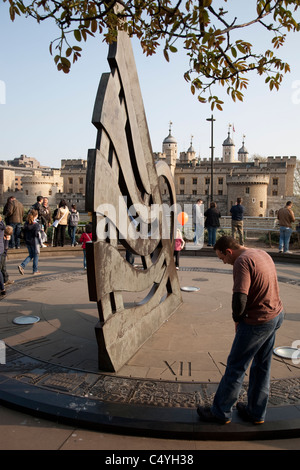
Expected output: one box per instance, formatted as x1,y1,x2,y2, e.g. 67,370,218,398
52,214,64,228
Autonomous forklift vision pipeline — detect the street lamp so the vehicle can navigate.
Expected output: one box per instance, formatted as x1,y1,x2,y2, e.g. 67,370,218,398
206,114,216,203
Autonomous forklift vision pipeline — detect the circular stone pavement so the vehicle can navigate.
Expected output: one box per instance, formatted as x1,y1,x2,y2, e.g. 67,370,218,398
0,263,300,440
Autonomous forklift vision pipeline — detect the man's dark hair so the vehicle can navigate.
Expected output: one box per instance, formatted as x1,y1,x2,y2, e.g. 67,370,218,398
214,236,241,254
37,196,43,202
237,197,242,204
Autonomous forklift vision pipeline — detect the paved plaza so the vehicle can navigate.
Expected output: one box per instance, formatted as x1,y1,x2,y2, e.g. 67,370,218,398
0,246,299,449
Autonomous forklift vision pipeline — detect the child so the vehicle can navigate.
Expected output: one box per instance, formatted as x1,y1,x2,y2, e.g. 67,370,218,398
1,225,14,287
79,223,92,269
174,228,185,270
68,204,80,246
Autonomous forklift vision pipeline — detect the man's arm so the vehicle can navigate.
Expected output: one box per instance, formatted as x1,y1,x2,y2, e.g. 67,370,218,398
232,292,248,323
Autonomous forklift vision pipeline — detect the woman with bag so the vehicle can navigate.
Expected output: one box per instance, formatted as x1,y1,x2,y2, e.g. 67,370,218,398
18,210,42,275
54,200,69,247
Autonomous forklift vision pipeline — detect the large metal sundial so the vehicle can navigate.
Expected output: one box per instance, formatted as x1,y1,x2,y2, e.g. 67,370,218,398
85,31,182,372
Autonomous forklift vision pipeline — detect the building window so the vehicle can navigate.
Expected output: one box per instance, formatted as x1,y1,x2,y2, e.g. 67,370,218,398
79,177,84,184
68,177,73,184
192,178,197,185
260,201,263,208
218,178,223,185
180,178,185,185
245,187,250,194
49,190,52,196
272,190,278,196
273,178,278,185
192,190,197,195
180,189,184,195
218,190,223,195
205,177,210,185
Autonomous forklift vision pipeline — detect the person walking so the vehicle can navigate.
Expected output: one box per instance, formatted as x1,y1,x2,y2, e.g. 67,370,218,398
277,201,295,254
2,196,24,249
68,204,80,246
18,210,42,275
204,201,221,246
54,199,69,247
230,197,245,245
197,236,284,425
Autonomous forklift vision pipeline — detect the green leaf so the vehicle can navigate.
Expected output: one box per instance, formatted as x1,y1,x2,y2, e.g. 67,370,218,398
74,29,81,42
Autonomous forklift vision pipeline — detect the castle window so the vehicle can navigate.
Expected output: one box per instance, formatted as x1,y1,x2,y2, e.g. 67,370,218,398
205,177,210,185
218,178,223,185
180,189,184,195
192,178,197,185
192,190,197,195
260,201,263,208
68,177,73,184
79,177,84,184
245,187,250,194
272,190,278,196
180,178,185,185
273,178,278,185
218,190,223,195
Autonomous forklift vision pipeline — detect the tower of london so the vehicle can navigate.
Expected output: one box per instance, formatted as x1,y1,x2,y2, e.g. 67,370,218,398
154,125,297,217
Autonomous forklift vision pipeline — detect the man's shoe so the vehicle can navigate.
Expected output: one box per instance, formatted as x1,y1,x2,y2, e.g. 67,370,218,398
278,250,283,253
4,280,14,286
236,402,264,424
284,251,292,254
33,271,41,275
196,406,231,424
18,265,24,275
0,290,6,297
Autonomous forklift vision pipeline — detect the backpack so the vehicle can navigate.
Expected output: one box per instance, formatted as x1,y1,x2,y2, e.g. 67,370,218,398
69,211,79,227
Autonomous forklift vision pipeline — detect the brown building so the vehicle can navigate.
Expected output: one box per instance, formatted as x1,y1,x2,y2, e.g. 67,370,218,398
155,127,297,217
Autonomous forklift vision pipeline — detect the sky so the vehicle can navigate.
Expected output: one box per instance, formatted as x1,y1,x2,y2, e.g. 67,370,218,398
1,2,300,169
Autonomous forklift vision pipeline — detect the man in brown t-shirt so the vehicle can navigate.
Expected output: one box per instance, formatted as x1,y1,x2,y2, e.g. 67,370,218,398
197,236,284,425
277,201,295,254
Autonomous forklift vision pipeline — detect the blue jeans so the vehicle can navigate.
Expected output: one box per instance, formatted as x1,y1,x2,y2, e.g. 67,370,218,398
9,223,22,248
20,245,39,273
211,311,284,422
279,227,293,252
207,226,217,246
68,225,77,245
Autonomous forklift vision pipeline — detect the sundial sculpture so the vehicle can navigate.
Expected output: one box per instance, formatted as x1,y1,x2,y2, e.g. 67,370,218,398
85,31,182,372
